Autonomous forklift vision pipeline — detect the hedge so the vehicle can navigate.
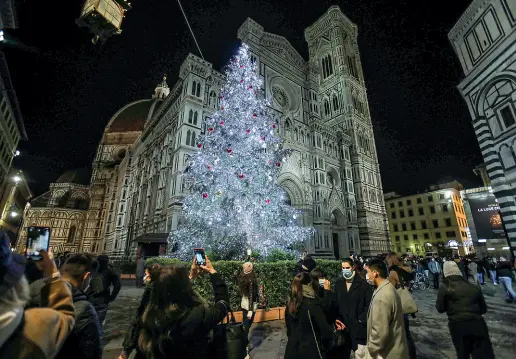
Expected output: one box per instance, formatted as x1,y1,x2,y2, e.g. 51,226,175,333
146,258,342,309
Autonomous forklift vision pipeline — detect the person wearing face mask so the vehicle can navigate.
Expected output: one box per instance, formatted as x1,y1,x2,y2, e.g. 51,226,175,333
55,254,102,359
365,259,408,359
331,258,372,359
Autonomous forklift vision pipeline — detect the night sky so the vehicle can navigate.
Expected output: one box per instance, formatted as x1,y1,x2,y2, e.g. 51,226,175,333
5,0,481,196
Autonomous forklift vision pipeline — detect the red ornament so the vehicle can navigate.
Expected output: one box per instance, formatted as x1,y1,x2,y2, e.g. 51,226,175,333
272,124,276,129
240,65,244,68
208,127,214,133
245,129,251,134
238,173,244,179
197,143,203,148
267,160,271,164
208,165,212,171
219,121,225,126
226,148,233,154
240,79,244,83
276,162,281,167
248,85,253,89
221,106,225,110
265,199,271,204
261,136,265,141
202,192,208,199
253,113,257,118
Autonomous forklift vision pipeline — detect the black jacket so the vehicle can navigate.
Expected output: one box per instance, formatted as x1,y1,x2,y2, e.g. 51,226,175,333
436,275,487,323
140,273,229,359
496,261,514,278
88,266,122,306
332,274,372,348
285,296,333,359
56,284,102,359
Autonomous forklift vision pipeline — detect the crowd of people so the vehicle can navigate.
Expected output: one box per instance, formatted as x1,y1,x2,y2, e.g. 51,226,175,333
2,228,515,359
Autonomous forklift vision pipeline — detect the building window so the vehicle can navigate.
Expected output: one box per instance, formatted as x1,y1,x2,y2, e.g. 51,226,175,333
417,197,422,204
413,234,418,240
346,56,358,79
188,109,193,124
191,81,197,96
446,231,456,238
421,221,427,229
390,203,394,209
424,233,429,239
402,223,407,231
332,96,339,111
418,208,424,215
445,218,452,227
410,222,416,230
432,219,439,228
393,224,399,232
404,235,409,241
391,212,396,219
406,199,411,205
67,226,76,244
399,210,405,218
439,193,445,200
324,100,330,116
430,206,436,214
398,201,403,207
442,204,449,212
322,54,333,79
395,235,400,241
193,111,198,126
428,195,433,202
408,209,414,217
435,232,442,239
500,105,516,128
209,91,217,108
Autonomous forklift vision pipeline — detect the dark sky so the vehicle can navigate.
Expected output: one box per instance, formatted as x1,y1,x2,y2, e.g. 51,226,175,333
5,0,482,196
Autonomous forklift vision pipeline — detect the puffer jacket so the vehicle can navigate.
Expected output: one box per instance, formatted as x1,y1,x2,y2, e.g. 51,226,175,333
436,275,487,323
55,284,102,359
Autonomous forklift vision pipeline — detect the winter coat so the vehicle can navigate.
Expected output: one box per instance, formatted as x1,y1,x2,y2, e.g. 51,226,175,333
56,284,102,359
138,273,229,359
285,296,333,359
366,280,409,359
496,261,514,278
88,266,122,306
436,275,487,323
332,274,372,348
0,278,76,359
136,258,146,278
122,284,152,359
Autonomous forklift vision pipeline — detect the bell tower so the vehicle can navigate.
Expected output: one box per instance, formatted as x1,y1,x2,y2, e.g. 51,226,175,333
305,6,391,256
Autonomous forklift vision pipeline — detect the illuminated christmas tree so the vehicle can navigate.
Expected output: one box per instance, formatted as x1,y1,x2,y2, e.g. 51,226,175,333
168,44,312,260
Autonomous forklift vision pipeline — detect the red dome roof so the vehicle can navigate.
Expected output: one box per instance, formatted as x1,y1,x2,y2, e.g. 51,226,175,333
106,99,163,133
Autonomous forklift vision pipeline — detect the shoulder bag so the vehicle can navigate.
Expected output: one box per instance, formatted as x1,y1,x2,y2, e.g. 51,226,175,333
308,309,323,359
212,305,247,359
397,275,418,314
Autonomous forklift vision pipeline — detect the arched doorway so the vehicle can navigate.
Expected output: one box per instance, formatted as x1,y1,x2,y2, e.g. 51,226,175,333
331,209,346,259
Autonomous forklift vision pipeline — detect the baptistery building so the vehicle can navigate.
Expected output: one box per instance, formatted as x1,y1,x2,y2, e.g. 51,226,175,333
18,6,391,259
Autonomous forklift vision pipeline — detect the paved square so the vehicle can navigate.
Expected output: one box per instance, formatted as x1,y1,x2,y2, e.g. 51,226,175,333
102,281,516,358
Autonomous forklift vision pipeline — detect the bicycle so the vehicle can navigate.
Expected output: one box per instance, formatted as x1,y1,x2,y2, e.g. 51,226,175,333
414,272,430,291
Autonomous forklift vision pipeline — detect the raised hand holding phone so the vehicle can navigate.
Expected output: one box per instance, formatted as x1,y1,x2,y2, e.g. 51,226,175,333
199,255,216,274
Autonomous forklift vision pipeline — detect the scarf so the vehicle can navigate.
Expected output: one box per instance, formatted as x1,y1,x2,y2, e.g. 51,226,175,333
302,284,315,299
0,307,23,348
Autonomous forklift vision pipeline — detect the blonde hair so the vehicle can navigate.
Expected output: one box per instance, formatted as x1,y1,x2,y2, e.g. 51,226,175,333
0,275,30,310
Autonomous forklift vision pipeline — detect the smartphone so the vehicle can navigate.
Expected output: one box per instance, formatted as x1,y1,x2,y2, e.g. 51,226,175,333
318,279,325,287
194,248,206,266
25,226,51,261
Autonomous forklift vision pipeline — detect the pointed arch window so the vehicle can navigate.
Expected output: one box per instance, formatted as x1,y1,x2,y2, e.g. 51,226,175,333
347,56,359,79
191,81,197,96
191,132,197,147
67,225,76,244
196,82,201,97
324,100,331,116
209,91,217,108
188,109,193,124
321,54,333,79
186,130,191,146
193,111,198,126
332,95,339,111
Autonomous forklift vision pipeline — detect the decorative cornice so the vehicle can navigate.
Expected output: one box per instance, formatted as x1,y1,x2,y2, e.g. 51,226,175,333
305,6,357,43
448,0,490,41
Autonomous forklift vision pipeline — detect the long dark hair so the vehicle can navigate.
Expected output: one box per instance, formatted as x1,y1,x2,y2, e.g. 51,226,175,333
287,272,317,315
138,264,205,359
238,270,258,297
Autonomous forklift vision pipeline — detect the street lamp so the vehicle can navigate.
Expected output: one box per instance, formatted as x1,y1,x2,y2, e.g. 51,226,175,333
10,211,18,218
13,175,21,183
13,150,20,157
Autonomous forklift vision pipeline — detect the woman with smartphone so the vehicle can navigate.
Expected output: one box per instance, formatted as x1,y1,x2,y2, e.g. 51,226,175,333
238,262,259,350
137,254,229,359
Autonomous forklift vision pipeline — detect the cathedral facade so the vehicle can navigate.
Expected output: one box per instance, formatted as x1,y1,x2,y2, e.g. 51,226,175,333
18,6,391,259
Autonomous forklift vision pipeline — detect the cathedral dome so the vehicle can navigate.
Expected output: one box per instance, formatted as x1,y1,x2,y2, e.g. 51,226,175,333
55,168,91,185
105,99,163,133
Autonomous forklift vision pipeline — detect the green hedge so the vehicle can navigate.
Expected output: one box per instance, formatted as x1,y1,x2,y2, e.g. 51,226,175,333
146,258,342,309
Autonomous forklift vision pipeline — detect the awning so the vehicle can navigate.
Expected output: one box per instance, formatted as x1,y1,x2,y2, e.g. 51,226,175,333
134,233,169,244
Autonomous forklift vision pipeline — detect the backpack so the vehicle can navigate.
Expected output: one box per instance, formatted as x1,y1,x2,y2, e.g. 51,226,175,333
90,271,110,296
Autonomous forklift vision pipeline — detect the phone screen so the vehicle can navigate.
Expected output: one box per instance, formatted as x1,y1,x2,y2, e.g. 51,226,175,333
25,226,51,260
194,248,206,266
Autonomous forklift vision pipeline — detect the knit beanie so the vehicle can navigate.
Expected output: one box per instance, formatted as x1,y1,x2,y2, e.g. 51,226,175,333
243,262,253,274
443,261,462,277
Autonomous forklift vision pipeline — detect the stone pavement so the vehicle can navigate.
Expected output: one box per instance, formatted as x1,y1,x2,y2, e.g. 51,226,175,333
102,280,516,358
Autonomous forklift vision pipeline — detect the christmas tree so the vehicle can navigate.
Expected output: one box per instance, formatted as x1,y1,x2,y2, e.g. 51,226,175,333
168,44,313,260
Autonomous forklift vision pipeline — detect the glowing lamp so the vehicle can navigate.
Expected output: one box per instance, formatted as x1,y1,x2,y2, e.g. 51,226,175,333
76,0,131,44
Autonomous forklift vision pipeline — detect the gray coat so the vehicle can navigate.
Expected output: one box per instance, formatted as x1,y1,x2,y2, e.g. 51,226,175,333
136,258,146,277
366,280,409,359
